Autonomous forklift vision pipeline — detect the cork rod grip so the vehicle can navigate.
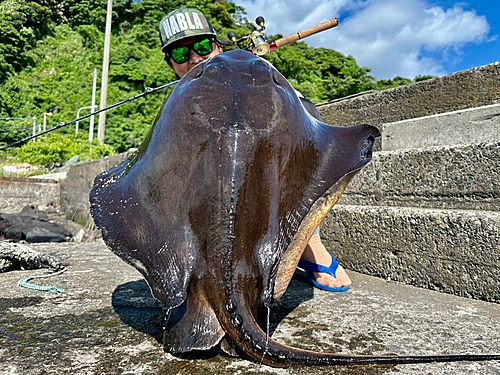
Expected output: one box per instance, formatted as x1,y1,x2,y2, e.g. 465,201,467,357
274,18,339,48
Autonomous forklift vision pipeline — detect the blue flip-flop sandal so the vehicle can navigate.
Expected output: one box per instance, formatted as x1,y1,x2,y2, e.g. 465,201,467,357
298,254,351,292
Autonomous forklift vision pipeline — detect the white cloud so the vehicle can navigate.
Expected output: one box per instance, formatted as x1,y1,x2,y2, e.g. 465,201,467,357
234,0,490,79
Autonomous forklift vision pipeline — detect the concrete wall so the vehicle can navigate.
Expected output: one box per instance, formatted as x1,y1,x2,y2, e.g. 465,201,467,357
0,177,60,214
59,153,128,224
318,62,500,127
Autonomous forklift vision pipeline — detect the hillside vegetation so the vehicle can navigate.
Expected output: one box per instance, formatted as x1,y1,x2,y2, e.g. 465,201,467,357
0,0,429,166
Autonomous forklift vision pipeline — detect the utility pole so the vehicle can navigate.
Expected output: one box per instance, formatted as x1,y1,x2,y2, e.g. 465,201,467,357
89,68,97,142
97,0,113,145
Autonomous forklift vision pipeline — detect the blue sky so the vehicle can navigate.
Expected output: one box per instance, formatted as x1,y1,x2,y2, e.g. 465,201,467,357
234,0,499,79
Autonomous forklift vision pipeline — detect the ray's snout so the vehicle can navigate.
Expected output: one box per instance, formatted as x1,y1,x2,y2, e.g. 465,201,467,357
199,50,275,86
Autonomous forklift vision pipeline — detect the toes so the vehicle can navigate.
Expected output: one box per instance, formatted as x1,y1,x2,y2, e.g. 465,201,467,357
335,266,352,286
314,266,352,288
314,273,343,288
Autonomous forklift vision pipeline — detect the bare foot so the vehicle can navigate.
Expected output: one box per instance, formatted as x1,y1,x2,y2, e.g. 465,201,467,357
300,234,352,289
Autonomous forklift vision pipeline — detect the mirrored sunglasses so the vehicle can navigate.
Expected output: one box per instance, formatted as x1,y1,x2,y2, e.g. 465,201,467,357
168,38,214,64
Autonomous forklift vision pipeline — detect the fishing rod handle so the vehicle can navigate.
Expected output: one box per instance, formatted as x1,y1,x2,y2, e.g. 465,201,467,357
273,18,339,49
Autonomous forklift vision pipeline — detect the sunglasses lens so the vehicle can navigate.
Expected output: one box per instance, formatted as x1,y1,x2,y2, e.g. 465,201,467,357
193,38,213,56
171,46,189,64
169,38,214,63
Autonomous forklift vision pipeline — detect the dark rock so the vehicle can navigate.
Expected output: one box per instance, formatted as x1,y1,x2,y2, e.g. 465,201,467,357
24,227,67,243
0,205,74,243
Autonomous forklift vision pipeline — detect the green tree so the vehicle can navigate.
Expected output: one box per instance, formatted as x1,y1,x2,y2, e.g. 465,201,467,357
0,0,54,83
12,132,114,166
0,25,99,126
415,75,434,82
372,76,412,91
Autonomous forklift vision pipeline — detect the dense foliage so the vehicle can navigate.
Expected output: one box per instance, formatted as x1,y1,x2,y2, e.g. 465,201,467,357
12,132,114,165
0,0,430,166
266,42,373,103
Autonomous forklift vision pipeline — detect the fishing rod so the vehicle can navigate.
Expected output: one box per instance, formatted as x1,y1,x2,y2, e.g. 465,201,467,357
228,16,339,56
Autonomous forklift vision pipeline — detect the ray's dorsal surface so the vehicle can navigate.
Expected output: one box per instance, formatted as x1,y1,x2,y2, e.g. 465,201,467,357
90,50,500,367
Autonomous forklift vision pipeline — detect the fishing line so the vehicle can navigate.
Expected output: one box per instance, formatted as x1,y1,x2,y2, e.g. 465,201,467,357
0,80,179,150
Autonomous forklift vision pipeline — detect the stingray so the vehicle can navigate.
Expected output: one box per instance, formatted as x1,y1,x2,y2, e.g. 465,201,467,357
90,50,499,367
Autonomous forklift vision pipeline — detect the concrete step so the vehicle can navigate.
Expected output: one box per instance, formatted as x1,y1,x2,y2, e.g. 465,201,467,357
381,103,500,151
28,171,67,181
322,204,500,303
340,142,500,211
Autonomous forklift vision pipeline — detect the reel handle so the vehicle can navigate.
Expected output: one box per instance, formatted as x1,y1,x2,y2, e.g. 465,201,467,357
271,17,339,50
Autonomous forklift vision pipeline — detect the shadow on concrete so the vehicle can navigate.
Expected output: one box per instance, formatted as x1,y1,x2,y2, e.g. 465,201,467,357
111,279,165,343
0,296,44,312
269,270,314,334
111,270,315,344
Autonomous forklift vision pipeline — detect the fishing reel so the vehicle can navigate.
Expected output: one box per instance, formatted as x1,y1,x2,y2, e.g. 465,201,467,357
228,16,270,56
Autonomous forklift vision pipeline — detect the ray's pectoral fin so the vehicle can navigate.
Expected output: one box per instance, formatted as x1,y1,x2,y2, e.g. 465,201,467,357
90,162,197,307
273,122,380,300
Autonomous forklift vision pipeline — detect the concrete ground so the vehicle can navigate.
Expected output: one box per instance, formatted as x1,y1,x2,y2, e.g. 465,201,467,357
0,241,499,375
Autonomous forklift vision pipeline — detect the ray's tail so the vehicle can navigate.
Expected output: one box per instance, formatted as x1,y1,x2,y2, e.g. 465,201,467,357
219,298,500,368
